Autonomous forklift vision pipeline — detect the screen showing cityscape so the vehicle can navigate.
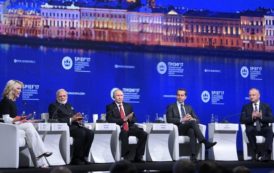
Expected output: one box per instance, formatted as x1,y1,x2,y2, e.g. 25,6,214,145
0,0,274,52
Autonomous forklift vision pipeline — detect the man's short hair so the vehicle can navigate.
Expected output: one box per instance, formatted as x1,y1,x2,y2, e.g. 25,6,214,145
50,166,72,173
112,89,122,98
173,159,195,173
177,88,187,96
233,166,250,173
110,160,137,173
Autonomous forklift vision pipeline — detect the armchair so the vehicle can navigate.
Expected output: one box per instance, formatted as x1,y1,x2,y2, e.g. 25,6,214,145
170,124,206,160
0,123,33,168
241,124,274,160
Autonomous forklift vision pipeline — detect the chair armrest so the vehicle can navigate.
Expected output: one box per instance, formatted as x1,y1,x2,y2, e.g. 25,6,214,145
0,123,20,147
198,124,206,136
113,124,121,161
135,123,146,131
0,123,21,168
240,124,249,143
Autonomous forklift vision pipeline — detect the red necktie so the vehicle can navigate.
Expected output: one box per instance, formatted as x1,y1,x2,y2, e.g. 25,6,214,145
119,104,129,131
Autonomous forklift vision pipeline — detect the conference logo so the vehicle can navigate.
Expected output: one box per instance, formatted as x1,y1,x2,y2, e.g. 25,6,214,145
62,56,73,70
157,62,167,74
110,87,141,103
240,66,249,78
22,84,40,101
201,90,210,103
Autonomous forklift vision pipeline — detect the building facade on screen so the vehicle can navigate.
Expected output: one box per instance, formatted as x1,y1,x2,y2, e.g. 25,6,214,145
0,0,273,52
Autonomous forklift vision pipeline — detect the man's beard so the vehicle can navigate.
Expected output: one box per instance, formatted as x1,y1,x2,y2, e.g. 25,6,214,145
58,100,67,104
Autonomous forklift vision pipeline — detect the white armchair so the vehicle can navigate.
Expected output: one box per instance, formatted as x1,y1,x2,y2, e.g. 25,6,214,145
116,123,146,161
171,124,206,160
0,123,33,168
241,124,274,160
84,123,120,163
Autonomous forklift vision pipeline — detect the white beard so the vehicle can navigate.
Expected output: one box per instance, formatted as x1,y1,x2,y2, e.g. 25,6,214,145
58,100,67,104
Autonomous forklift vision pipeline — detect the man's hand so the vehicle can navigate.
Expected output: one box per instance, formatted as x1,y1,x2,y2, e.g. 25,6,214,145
181,114,196,122
72,112,83,122
252,111,262,120
124,112,134,122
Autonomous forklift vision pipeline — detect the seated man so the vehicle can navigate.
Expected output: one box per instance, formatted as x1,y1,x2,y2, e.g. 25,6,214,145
167,88,216,161
48,89,94,165
106,89,147,162
241,88,273,162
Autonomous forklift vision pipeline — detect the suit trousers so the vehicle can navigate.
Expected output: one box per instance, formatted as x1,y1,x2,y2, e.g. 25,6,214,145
70,125,94,160
18,122,48,167
119,126,147,159
178,121,205,155
245,125,273,153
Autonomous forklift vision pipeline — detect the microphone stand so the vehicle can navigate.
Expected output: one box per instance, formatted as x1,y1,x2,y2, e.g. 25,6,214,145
42,103,62,141
48,103,62,123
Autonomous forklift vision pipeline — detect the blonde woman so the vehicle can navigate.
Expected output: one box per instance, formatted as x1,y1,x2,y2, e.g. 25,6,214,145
0,80,52,168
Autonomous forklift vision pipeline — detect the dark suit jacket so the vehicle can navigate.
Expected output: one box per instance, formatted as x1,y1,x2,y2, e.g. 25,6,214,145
166,103,199,126
48,101,78,126
106,102,137,128
240,102,273,126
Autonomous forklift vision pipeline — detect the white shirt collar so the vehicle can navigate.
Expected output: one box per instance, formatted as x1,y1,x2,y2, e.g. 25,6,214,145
177,101,184,106
253,101,260,106
253,101,260,111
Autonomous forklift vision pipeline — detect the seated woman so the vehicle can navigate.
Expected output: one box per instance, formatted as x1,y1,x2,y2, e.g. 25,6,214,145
0,80,52,168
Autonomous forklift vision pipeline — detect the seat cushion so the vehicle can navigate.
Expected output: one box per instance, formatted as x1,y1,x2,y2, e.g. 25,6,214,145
178,136,190,143
256,136,266,143
129,136,138,144
70,137,74,145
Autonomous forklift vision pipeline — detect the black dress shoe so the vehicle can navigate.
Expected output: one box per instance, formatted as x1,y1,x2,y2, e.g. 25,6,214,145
205,141,217,149
121,153,131,161
70,158,85,165
251,152,260,161
81,158,92,165
260,153,270,162
251,153,257,161
43,152,53,157
37,152,53,159
190,155,197,162
134,158,145,163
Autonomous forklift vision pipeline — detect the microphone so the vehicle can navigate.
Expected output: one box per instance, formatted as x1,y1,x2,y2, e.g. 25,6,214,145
220,113,240,123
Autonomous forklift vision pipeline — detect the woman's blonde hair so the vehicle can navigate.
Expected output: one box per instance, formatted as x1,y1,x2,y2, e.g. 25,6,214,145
2,80,24,100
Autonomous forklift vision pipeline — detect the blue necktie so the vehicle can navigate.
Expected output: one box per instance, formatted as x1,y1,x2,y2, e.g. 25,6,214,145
181,104,186,118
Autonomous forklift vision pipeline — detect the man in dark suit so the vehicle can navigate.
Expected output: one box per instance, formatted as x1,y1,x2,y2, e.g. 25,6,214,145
106,89,147,162
167,88,216,161
48,89,94,165
241,88,273,161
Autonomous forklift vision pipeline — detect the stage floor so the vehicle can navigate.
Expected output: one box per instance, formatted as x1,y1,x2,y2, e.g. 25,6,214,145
0,160,274,173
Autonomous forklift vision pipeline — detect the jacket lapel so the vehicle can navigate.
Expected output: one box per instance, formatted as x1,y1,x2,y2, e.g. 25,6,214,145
113,102,120,118
174,104,180,117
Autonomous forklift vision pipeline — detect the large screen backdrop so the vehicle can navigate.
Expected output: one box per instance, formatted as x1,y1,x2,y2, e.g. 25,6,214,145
1,43,274,151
